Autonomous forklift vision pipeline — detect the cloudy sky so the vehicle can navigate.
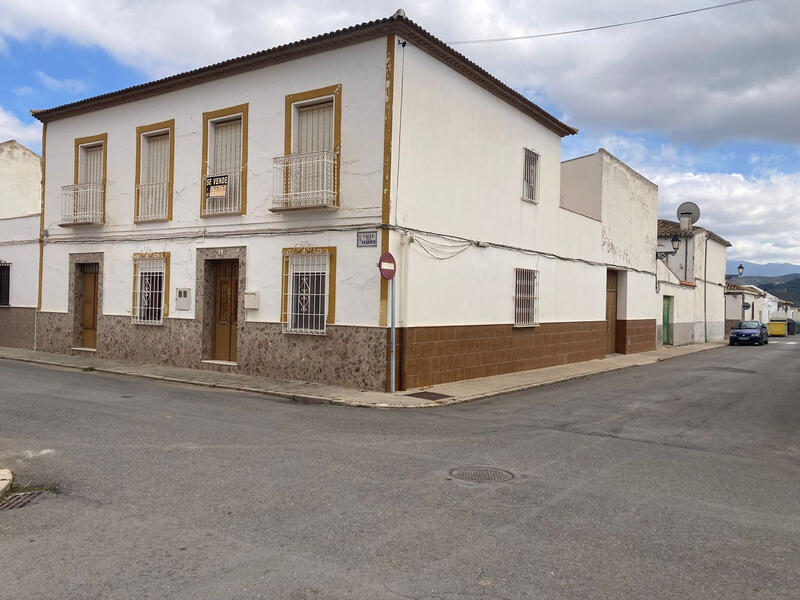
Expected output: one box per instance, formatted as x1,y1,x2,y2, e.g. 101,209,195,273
1,0,798,264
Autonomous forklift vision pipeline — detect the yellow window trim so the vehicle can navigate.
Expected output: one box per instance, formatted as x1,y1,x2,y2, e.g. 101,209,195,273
73,132,108,224
379,35,395,327
284,84,342,206
280,246,336,325
201,103,249,216
131,251,171,319
134,119,175,223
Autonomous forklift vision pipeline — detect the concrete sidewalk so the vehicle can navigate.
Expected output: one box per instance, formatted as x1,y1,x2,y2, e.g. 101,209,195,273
0,342,726,408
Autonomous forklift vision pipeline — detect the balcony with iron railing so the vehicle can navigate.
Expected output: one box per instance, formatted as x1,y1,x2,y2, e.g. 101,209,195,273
135,181,170,222
271,150,338,211
60,183,104,225
201,170,242,216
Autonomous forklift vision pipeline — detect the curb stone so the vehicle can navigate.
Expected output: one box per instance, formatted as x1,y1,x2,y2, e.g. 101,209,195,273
0,342,726,409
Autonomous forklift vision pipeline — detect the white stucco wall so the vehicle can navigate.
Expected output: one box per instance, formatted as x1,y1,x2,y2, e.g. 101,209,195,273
561,150,659,323
0,141,41,219
42,38,387,233
40,38,389,324
0,214,39,307
382,38,603,326
41,231,380,325
560,153,602,221
656,232,728,344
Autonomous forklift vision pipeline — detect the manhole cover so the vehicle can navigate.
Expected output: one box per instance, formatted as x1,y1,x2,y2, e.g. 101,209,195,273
0,490,53,511
449,466,514,483
406,391,451,401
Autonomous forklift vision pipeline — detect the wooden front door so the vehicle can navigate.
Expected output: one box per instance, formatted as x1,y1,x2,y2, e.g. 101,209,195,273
213,260,239,362
605,270,618,355
82,270,99,348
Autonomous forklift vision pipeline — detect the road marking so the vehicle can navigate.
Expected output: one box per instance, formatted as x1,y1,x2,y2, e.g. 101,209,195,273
772,341,798,345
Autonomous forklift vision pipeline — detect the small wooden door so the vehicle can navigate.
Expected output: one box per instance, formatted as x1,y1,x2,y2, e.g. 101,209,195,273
605,270,618,355
213,260,239,362
662,296,673,345
82,271,99,348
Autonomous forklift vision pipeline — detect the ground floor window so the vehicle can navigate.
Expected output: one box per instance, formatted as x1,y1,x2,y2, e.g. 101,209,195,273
514,267,539,326
281,246,336,334
132,253,169,325
0,262,9,306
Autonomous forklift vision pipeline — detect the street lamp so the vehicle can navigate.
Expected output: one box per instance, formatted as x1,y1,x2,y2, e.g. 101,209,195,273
656,235,681,260
737,263,744,277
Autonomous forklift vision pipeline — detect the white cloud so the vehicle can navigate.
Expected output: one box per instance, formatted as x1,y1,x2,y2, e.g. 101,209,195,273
35,70,85,94
0,0,797,144
13,85,33,96
0,105,42,148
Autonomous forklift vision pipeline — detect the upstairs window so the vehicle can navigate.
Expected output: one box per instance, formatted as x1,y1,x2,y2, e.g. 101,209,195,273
514,268,539,326
135,120,174,222
201,104,248,215
132,253,169,325
522,148,539,203
0,262,9,306
281,246,336,335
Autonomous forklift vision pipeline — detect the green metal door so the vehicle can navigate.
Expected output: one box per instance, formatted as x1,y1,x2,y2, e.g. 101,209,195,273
662,296,672,345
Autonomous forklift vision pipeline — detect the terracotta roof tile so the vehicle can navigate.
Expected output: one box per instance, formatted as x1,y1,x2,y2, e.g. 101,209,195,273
658,219,731,247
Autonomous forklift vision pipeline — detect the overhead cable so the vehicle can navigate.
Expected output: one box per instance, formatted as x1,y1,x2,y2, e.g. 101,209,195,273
448,0,757,45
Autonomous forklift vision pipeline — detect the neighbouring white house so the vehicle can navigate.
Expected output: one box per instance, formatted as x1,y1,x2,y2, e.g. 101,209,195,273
724,281,766,333
32,11,721,391
560,149,659,355
656,219,730,346
0,139,41,349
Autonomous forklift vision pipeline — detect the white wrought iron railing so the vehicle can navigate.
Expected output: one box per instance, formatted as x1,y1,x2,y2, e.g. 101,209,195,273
61,183,104,225
202,170,242,216
135,181,170,222
272,150,338,210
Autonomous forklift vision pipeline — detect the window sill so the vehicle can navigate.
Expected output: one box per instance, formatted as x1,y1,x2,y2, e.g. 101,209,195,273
281,328,328,336
270,204,339,213
200,211,245,218
520,197,539,205
513,323,540,328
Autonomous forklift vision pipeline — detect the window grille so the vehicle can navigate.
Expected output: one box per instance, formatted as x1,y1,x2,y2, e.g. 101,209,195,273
522,148,539,203
137,131,170,221
132,255,167,325
0,263,9,306
204,117,242,215
283,251,331,335
514,268,539,326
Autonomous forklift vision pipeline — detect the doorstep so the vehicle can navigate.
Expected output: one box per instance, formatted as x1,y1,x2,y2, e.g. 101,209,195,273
0,342,727,409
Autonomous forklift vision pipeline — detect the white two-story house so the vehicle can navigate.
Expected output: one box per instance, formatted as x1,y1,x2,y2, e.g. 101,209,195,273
34,12,674,391
0,139,41,349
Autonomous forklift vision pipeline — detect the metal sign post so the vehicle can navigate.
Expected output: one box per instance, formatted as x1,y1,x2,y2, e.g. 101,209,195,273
379,252,397,392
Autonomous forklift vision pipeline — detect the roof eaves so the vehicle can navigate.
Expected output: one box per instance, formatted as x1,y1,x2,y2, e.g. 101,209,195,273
31,13,577,138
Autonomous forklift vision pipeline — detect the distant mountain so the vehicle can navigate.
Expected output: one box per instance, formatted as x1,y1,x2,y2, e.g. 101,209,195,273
735,274,800,286
759,277,800,305
726,260,800,277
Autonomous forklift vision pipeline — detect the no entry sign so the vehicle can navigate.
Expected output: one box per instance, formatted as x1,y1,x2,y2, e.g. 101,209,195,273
379,251,396,280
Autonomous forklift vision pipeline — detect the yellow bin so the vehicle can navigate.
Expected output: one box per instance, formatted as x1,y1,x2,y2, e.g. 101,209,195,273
768,320,787,337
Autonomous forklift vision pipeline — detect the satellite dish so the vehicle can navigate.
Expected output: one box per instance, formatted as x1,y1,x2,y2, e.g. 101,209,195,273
677,201,700,232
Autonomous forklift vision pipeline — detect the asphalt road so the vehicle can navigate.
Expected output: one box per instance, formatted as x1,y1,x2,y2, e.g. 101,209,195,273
1,341,799,599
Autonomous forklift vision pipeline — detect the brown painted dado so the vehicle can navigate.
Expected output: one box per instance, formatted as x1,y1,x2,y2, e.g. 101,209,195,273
396,321,607,390
614,319,657,354
0,307,36,349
